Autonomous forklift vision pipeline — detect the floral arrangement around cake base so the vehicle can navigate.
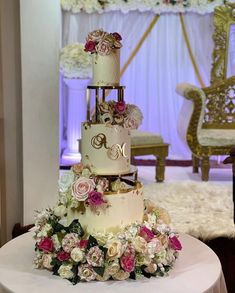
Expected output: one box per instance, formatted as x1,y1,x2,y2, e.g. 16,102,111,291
34,199,182,284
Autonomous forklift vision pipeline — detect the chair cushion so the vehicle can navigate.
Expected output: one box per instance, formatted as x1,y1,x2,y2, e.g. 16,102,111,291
130,130,163,146
199,129,235,146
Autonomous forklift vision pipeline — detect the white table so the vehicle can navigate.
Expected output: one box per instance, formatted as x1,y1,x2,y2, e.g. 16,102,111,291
0,233,227,293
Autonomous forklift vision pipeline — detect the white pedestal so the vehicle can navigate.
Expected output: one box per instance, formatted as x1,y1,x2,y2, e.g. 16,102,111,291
62,78,90,163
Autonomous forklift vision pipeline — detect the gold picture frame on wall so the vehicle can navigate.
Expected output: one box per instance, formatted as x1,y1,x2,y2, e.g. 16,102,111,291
211,2,235,84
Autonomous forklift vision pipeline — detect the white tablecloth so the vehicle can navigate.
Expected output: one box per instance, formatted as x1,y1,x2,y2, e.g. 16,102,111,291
0,233,227,293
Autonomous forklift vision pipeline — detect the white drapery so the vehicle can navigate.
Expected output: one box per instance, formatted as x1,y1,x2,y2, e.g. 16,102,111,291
60,11,234,159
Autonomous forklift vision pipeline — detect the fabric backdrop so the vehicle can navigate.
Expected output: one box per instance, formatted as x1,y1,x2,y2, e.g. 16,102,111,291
60,11,235,159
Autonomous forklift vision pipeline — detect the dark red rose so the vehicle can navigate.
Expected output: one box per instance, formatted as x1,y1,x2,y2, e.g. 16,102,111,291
38,237,54,252
84,41,96,53
79,239,88,249
115,101,126,113
57,250,70,261
112,32,122,41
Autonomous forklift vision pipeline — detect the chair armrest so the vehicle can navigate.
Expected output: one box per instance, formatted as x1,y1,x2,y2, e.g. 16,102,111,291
176,83,206,152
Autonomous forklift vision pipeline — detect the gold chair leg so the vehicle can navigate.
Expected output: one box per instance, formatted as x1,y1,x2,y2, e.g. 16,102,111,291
201,157,210,181
156,155,166,183
192,154,199,173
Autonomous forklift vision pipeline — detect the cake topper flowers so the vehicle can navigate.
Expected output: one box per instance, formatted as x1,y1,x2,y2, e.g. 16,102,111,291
84,29,122,56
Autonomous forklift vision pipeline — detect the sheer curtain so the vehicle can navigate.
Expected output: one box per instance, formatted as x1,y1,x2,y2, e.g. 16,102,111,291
61,11,214,159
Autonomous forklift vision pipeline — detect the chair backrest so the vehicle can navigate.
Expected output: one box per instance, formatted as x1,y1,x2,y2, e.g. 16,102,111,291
210,2,235,85
202,76,235,129
202,2,235,129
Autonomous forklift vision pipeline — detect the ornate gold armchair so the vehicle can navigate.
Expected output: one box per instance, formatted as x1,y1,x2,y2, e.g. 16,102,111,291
176,3,235,181
177,77,235,180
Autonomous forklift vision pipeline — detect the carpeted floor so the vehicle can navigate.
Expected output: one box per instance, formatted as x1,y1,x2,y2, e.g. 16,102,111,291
144,181,234,240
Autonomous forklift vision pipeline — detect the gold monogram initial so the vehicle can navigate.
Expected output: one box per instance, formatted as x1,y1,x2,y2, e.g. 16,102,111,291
91,133,127,160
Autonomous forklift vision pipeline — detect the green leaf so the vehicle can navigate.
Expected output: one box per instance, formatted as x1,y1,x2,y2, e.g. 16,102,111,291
129,271,136,280
68,219,84,237
93,266,105,277
87,235,98,249
99,246,108,258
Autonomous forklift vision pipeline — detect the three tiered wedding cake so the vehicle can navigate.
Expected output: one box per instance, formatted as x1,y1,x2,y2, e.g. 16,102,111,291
33,29,181,284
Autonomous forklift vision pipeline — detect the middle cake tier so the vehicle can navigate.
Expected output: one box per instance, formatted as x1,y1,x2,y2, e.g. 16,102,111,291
81,123,131,175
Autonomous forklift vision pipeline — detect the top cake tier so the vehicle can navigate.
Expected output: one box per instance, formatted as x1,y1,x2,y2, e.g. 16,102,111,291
84,29,122,86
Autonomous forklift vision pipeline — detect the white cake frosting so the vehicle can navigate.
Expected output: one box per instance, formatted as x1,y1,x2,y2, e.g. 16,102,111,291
81,123,131,175
73,183,144,234
92,50,120,86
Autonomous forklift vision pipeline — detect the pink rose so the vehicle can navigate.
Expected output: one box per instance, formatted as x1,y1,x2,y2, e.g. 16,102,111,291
120,255,135,273
72,177,95,201
62,233,79,253
79,239,88,249
87,191,105,207
84,41,96,53
86,29,107,43
115,101,126,114
38,237,54,252
57,250,70,261
169,236,182,251
111,32,122,41
139,226,155,242
123,244,135,257
96,39,112,56
86,246,104,267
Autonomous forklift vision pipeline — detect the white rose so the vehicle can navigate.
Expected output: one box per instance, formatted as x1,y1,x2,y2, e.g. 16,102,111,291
147,238,162,257
54,205,67,217
58,264,74,279
37,223,52,238
42,254,53,270
51,234,61,251
58,171,75,193
71,247,84,263
133,236,147,253
106,240,123,258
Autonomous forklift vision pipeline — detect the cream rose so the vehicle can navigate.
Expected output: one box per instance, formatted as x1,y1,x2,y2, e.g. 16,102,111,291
147,238,162,257
112,269,130,281
58,264,74,279
42,254,53,270
86,29,107,43
106,259,120,275
133,236,147,253
145,262,157,274
78,264,96,282
71,177,95,201
96,39,112,56
71,247,84,263
106,240,123,258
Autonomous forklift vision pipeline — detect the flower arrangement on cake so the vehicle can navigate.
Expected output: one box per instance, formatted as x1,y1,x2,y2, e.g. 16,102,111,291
94,100,143,129
34,193,182,284
84,29,122,56
57,163,131,216
60,43,92,78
